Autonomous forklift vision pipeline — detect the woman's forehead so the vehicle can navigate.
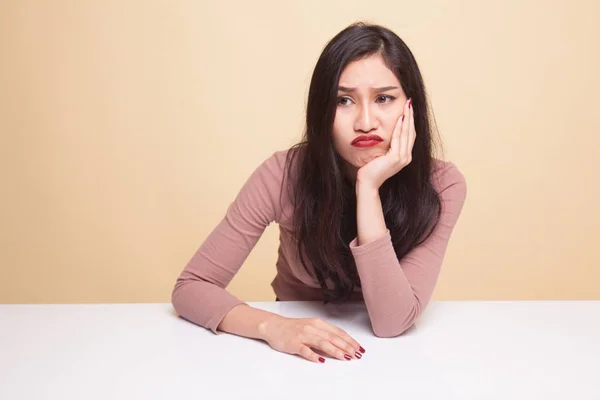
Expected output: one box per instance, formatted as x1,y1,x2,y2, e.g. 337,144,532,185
338,55,399,89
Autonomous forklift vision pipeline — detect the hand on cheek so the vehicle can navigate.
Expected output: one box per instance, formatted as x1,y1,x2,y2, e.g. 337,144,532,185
356,98,416,189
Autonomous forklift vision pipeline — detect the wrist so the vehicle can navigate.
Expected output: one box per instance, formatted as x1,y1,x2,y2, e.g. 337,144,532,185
258,313,285,341
356,180,380,196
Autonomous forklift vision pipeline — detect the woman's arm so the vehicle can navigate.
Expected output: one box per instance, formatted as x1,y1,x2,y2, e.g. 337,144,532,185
172,151,285,334
217,304,281,339
352,163,467,337
355,183,387,246
173,151,364,362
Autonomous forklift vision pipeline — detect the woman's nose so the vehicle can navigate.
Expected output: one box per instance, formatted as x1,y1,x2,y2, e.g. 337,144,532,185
355,104,378,132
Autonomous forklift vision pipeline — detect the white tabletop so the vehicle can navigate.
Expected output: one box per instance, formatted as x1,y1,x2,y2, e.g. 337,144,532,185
1,301,599,399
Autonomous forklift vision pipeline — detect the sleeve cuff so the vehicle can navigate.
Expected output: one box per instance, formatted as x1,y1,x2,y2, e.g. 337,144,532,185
349,229,393,256
206,297,247,335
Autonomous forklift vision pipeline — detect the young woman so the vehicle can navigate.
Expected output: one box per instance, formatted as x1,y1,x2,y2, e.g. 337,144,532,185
172,22,467,364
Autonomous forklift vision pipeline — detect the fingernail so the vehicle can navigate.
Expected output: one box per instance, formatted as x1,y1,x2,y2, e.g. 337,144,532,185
408,98,412,108
359,346,366,354
355,352,362,359
318,357,325,363
344,354,352,361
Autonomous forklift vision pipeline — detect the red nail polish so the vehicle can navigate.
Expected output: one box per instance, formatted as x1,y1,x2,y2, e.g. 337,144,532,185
318,357,325,363
359,346,366,354
355,352,362,359
344,354,351,360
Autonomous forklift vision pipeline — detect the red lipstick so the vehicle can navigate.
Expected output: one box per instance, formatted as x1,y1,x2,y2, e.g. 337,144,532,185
351,134,383,147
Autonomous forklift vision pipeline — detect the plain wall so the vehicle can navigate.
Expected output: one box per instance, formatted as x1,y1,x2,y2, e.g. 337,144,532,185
1,0,599,303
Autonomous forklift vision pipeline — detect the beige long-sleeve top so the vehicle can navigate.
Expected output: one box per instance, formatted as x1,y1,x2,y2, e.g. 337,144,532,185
172,148,467,337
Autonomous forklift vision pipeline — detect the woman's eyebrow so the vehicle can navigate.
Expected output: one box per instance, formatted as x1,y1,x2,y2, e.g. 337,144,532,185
337,86,399,93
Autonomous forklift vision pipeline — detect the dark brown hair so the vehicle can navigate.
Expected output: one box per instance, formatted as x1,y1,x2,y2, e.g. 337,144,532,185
285,22,442,302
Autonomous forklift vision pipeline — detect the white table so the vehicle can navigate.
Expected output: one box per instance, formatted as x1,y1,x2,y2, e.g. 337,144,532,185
1,301,599,399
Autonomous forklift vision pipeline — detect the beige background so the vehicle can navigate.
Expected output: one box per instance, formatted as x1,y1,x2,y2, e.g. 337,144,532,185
1,1,599,304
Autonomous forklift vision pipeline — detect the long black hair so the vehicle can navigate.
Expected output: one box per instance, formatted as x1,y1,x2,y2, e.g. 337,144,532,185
284,22,442,303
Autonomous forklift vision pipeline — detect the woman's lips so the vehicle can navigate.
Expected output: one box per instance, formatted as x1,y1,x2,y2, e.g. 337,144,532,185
351,134,383,147
352,140,382,147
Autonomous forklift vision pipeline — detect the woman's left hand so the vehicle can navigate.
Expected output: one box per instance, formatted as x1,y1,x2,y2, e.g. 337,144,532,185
356,98,415,190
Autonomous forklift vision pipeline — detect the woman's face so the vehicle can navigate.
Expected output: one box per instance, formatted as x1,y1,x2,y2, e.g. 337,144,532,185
332,54,407,178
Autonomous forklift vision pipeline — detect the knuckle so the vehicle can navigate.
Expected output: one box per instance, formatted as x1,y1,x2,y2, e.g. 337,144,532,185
342,341,354,351
334,327,350,340
299,345,311,357
295,333,307,343
336,337,349,349
332,337,344,349
344,335,358,347
339,330,351,340
300,347,319,362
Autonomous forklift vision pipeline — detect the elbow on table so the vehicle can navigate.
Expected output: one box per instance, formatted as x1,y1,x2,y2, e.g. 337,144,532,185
370,304,422,338
170,273,220,327
371,321,414,338
170,282,183,315
170,275,194,316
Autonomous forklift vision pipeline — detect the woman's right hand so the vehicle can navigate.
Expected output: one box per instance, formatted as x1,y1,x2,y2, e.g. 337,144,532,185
258,315,366,363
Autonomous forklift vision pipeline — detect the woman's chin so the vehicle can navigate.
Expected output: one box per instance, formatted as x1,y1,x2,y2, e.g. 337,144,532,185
357,153,384,166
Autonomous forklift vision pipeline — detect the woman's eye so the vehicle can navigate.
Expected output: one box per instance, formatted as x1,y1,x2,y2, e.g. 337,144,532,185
376,95,395,103
337,95,395,106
